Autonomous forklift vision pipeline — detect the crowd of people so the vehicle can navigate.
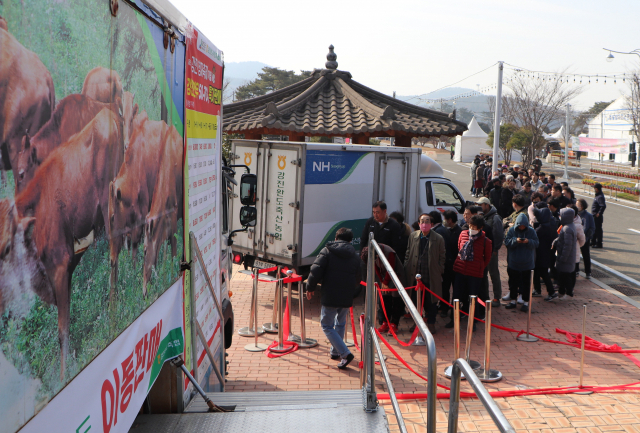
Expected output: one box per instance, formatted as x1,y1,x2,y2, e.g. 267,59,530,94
303,155,607,368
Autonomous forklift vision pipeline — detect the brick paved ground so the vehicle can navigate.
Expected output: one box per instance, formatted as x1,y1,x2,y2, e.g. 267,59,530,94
219,249,640,432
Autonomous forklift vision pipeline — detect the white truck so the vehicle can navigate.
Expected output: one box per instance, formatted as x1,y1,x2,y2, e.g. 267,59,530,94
229,139,470,273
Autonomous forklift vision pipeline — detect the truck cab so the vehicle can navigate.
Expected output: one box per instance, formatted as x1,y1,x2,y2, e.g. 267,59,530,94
418,154,468,223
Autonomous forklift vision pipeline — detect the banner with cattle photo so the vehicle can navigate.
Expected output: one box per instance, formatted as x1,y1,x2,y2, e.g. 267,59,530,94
0,1,185,431
182,24,224,400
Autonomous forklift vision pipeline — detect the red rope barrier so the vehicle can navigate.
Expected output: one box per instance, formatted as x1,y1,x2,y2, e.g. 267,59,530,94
376,282,424,347
349,307,360,352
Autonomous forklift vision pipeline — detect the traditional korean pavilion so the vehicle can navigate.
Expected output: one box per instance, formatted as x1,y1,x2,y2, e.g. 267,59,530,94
223,46,468,146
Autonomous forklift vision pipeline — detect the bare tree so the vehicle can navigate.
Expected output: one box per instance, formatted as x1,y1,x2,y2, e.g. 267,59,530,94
485,95,519,131
626,72,640,143
505,71,582,168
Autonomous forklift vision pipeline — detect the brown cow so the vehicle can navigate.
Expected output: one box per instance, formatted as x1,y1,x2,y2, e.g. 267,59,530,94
0,199,53,316
4,109,124,379
122,91,139,150
15,94,123,192
108,113,168,299
0,26,55,183
142,126,183,295
81,66,123,114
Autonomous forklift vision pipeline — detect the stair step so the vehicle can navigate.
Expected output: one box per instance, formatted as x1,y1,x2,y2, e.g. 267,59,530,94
185,389,362,413
130,406,388,433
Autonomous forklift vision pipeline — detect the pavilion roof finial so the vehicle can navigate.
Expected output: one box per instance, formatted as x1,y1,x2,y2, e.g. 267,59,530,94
325,44,338,70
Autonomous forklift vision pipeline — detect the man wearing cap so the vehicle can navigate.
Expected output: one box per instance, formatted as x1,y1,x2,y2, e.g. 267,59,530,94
591,183,606,248
477,197,504,306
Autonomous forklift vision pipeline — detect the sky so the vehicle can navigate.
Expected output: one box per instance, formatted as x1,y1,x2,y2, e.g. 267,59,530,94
174,0,639,111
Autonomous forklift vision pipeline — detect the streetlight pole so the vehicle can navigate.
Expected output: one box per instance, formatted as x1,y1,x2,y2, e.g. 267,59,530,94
492,61,504,166
563,104,570,182
603,48,640,61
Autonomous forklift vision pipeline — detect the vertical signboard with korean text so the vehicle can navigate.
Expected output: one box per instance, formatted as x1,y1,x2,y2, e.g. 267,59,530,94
184,24,223,399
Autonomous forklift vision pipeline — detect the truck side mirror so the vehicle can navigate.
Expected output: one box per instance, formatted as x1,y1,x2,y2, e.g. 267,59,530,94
240,174,257,206
239,206,257,227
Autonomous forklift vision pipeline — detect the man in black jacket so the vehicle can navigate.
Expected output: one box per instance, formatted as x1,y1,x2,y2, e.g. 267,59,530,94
307,228,361,369
359,201,403,254
441,210,462,316
591,183,606,248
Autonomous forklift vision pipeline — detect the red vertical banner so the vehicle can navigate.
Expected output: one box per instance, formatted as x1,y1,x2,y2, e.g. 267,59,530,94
183,23,224,399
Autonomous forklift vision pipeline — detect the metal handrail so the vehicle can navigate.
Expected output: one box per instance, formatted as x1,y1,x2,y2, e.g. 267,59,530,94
365,236,437,433
370,326,407,433
189,232,225,391
448,359,515,433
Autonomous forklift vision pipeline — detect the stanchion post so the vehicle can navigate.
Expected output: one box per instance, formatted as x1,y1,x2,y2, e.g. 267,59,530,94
268,270,290,353
244,268,268,351
580,304,587,388
476,300,502,382
296,271,318,348
517,271,539,342
412,274,426,346
444,299,461,378
464,296,481,370
286,270,301,343
262,270,281,334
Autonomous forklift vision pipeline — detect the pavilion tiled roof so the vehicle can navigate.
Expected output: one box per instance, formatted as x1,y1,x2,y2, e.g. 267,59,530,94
223,47,467,138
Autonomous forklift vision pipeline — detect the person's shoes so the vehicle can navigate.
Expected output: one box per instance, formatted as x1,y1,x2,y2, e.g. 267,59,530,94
586,273,591,279
330,354,340,360
377,322,389,334
388,323,399,335
427,323,437,335
445,320,454,328
501,294,512,301
337,353,355,369
532,291,542,297
491,299,501,307
517,294,524,304
520,304,529,312
592,245,603,249
558,294,568,300
505,302,517,309
544,293,558,301
567,291,574,297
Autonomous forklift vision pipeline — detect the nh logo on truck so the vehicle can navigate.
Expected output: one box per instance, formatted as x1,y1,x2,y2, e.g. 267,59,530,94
313,161,330,171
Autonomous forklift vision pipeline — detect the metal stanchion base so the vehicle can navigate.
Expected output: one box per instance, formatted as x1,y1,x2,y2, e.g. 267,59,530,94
475,368,503,383
238,326,265,337
269,344,291,353
412,335,426,346
567,385,594,395
444,360,481,379
297,338,318,348
262,323,278,334
244,343,268,352
344,339,355,347
516,333,539,342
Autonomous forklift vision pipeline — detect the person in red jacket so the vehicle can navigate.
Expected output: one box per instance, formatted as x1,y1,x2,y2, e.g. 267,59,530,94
446,215,492,330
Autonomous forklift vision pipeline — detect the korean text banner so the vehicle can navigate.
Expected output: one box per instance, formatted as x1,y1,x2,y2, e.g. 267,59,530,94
577,137,629,154
20,280,184,433
183,23,223,400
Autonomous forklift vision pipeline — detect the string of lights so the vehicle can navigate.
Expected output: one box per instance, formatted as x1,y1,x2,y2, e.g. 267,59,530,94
504,62,632,85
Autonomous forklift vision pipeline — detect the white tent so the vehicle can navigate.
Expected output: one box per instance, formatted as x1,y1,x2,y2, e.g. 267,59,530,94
453,117,488,162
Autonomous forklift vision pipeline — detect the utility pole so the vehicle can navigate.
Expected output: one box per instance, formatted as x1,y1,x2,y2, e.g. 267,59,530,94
492,61,504,166
563,104,570,181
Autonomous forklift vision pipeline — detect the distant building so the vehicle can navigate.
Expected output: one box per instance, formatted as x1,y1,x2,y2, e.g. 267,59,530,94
587,97,636,163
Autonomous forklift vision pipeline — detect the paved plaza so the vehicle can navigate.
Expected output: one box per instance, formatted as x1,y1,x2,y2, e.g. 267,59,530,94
220,248,640,432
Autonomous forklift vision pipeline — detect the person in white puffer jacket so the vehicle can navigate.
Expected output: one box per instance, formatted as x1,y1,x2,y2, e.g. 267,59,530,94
570,205,586,289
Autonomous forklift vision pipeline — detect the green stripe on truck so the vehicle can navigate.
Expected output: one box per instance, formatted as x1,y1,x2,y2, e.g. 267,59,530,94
305,218,368,257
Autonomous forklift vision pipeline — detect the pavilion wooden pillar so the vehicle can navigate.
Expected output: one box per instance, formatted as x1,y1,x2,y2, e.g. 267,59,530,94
244,132,262,140
352,135,369,145
395,135,412,147
289,134,306,142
